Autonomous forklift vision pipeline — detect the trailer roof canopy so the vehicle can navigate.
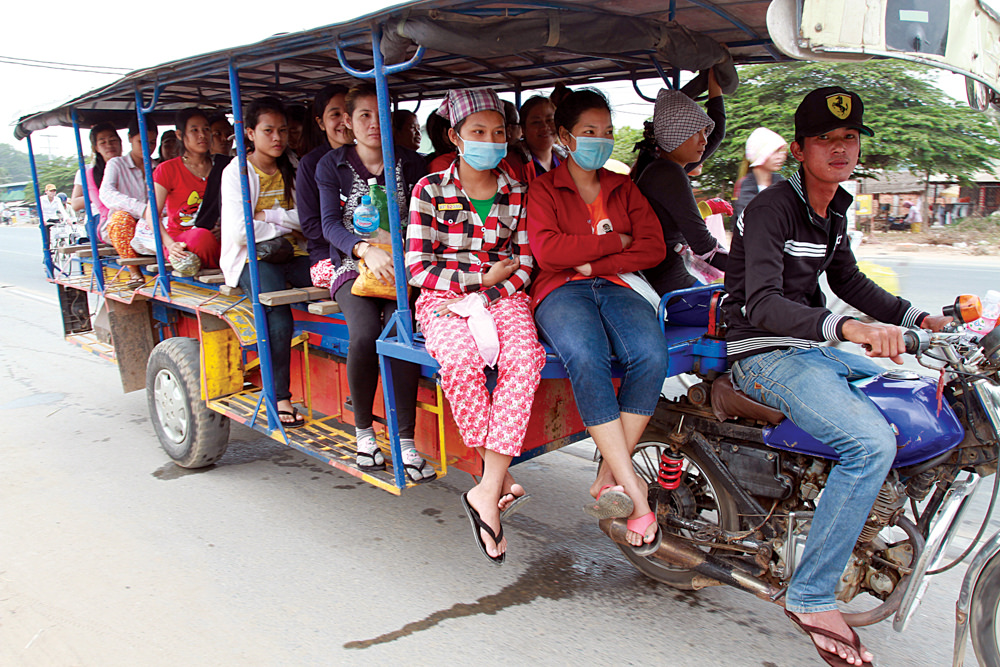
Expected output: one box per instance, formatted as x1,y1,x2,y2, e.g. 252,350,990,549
13,0,781,138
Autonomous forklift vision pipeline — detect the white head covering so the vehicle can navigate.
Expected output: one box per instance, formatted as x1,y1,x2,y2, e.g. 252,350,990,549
653,90,715,154
745,127,787,167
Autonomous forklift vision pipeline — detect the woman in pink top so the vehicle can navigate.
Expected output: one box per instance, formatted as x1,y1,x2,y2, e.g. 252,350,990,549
150,109,222,269
70,122,122,241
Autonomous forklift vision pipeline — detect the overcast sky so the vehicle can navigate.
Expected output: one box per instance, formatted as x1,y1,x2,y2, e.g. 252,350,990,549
3,0,972,161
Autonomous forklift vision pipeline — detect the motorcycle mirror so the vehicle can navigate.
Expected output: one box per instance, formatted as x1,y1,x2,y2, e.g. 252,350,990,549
981,327,1000,365
943,294,982,325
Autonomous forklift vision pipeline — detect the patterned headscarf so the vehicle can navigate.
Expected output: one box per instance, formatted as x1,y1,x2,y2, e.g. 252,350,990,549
652,89,715,154
436,89,505,127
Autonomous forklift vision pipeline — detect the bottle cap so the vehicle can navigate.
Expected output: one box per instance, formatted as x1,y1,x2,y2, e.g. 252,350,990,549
361,195,372,205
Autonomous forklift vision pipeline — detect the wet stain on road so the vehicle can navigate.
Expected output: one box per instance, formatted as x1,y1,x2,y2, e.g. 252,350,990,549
344,549,646,650
0,392,65,409
422,508,444,525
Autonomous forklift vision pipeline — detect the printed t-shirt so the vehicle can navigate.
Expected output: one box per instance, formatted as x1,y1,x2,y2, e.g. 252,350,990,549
572,190,628,288
153,157,207,235
251,163,304,256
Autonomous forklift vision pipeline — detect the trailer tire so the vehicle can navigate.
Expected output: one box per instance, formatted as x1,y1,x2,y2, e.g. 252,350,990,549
146,337,229,468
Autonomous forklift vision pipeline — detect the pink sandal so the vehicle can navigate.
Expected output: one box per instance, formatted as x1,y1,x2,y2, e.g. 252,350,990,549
627,511,662,557
584,484,634,519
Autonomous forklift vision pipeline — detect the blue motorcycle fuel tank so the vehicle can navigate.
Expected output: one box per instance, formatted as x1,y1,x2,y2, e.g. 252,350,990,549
762,372,964,468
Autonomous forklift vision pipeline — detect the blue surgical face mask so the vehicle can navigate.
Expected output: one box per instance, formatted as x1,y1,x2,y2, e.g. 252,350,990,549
458,138,507,172
569,135,615,171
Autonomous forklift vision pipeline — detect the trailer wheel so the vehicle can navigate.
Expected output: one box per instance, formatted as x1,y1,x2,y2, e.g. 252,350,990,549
146,337,229,468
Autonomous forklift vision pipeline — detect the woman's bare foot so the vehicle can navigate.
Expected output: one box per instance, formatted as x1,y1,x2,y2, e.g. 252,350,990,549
276,399,298,425
466,483,506,558
589,458,617,499
498,470,526,512
789,609,873,666
621,475,655,547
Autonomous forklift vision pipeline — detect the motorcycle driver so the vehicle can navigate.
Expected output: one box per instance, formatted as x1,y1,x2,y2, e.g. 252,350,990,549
723,87,951,666
40,184,69,225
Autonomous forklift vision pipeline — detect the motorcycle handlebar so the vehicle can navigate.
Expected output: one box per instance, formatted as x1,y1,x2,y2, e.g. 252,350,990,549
904,328,930,355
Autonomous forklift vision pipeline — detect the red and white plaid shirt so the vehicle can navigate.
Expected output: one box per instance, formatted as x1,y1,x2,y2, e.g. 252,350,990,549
406,162,533,305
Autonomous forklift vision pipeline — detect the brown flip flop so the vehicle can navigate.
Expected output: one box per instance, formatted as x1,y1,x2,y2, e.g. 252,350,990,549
784,609,873,667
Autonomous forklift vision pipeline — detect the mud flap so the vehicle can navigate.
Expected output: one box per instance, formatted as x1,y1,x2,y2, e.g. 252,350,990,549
107,299,155,393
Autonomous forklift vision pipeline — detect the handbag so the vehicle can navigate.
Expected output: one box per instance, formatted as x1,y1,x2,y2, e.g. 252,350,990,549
255,236,295,263
351,243,406,300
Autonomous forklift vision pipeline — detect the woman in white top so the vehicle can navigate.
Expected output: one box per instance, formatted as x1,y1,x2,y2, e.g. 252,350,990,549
101,119,158,282
220,97,310,428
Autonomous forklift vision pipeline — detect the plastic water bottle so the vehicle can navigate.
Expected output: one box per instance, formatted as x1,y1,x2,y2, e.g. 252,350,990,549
968,290,1000,334
353,194,380,237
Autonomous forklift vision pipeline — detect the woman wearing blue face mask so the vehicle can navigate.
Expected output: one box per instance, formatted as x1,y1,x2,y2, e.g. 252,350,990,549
526,89,668,555
407,89,545,565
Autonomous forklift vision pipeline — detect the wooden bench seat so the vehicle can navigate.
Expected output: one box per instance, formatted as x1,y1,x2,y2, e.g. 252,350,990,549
173,269,226,284
258,286,329,306
307,301,341,315
117,257,160,266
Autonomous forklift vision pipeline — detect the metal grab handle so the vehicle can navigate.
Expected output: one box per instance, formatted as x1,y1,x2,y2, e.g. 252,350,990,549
335,42,426,79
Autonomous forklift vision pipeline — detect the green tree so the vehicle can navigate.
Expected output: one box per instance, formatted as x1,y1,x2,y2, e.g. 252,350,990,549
611,126,646,167
698,60,999,198
36,156,80,195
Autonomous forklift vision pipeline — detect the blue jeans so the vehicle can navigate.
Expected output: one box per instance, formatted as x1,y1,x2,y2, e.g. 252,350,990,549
535,278,668,427
731,347,895,614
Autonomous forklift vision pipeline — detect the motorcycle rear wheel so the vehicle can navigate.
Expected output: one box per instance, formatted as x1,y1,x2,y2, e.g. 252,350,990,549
614,433,740,589
971,550,1000,666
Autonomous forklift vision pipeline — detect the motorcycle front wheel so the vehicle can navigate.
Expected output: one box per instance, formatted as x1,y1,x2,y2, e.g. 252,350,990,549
613,432,740,589
971,550,1000,665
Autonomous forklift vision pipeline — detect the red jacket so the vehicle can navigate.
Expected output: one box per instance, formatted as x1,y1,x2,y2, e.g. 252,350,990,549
526,164,666,308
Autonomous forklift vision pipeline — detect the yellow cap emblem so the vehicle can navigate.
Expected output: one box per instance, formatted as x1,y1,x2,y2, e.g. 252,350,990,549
826,94,851,120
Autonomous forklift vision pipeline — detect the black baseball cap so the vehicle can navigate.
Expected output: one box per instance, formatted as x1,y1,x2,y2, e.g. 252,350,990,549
794,86,874,138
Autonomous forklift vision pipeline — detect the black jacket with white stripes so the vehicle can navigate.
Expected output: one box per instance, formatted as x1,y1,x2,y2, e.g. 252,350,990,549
723,168,928,363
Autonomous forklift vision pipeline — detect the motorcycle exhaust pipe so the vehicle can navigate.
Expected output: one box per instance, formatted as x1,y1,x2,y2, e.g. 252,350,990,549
599,517,783,603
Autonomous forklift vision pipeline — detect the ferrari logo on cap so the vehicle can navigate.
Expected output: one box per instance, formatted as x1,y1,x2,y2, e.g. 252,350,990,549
827,94,851,120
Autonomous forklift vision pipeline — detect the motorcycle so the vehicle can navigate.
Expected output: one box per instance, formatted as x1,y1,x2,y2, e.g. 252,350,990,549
600,287,1000,666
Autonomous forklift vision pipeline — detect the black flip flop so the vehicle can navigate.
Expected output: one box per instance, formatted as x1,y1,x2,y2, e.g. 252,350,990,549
277,408,306,429
461,492,505,565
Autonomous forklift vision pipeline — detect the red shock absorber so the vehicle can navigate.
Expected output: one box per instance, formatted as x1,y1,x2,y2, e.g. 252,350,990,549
657,452,683,490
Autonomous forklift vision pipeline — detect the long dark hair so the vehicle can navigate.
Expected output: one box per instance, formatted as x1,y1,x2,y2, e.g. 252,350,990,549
89,122,118,188
307,83,350,153
245,97,296,204
553,88,610,134
174,108,209,157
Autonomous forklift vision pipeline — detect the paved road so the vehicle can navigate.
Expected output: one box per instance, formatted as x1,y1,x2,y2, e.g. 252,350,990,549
0,226,995,665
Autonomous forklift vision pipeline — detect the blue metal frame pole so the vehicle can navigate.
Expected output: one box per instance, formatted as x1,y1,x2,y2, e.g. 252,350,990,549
336,30,425,489
26,134,54,279
370,25,411,339
228,58,282,434
71,109,105,292
135,87,171,297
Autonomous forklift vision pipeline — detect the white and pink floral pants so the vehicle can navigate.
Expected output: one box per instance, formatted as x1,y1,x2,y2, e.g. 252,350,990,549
416,290,545,457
